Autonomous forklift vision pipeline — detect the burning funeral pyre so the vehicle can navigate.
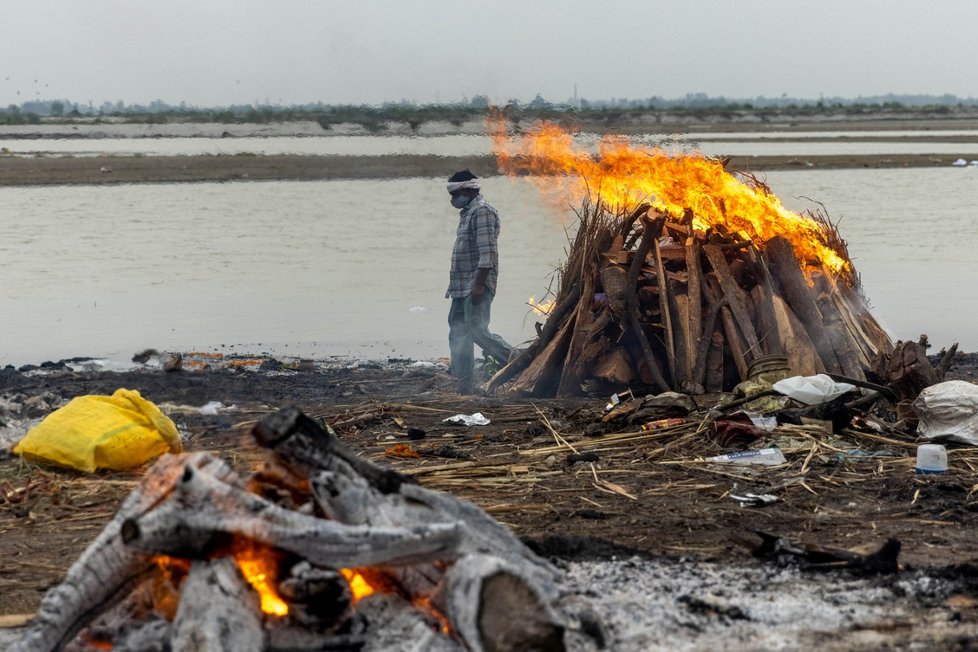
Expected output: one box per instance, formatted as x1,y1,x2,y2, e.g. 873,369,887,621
14,408,591,652
487,124,893,397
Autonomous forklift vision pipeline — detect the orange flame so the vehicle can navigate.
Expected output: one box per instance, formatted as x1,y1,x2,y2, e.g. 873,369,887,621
492,122,850,276
527,295,556,316
340,568,377,604
234,545,289,617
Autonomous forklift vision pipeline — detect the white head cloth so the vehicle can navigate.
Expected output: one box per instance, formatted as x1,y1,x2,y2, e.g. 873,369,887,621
447,179,480,193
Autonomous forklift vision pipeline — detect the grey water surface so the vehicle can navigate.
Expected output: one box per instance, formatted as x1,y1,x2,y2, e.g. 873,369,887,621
1,168,975,366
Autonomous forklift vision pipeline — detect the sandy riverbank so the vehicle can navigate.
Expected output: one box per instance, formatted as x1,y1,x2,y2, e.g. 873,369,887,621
0,151,971,186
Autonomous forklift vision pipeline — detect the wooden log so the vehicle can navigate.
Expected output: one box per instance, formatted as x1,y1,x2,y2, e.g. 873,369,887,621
703,245,762,361
511,314,575,396
11,454,211,652
433,555,566,652
771,293,820,376
685,238,703,373
747,247,785,356
821,265,893,362
763,236,843,374
121,453,463,570
703,278,748,381
556,273,598,396
486,281,582,393
255,409,562,584
706,329,725,392
881,336,957,403
834,277,893,357
619,203,652,241
719,305,748,381
277,563,352,629
593,346,635,384
673,290,692,385
653,238,677,382
692,297,727,388
750,286,781,356
812,272,866,380
623,217,671,393
171,558,264,652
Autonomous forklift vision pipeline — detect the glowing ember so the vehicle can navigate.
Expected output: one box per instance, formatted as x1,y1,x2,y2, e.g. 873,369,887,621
492,122,850,277
234,546,289,617
150,556,190,620
340,568,377,604
527,295,556,316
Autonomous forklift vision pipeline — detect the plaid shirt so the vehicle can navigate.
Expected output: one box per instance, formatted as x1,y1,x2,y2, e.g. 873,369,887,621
446,195,500,299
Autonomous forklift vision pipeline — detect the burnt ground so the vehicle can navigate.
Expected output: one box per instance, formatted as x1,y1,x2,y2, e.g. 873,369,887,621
1,353,978,643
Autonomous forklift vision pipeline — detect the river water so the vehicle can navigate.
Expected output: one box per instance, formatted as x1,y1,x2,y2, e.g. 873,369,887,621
1,160,976,366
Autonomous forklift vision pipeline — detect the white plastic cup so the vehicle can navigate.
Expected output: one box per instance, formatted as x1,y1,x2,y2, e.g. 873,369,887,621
915,444,948,474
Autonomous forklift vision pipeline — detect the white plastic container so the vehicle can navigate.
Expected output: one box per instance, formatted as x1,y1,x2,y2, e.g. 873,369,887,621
915,444,948,474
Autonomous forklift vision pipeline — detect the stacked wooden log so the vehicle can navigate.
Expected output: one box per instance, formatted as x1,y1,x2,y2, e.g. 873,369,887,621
490,201,893,397
14,408,583,652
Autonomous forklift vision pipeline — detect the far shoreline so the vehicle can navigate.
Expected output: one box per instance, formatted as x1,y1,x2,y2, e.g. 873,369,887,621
0,152,973,187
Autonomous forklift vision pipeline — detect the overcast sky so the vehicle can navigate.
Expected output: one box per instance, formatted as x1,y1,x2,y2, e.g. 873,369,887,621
3,0,978,108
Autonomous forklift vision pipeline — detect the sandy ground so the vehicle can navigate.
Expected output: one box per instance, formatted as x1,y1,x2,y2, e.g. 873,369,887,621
4,114,978,186
1,353,978,648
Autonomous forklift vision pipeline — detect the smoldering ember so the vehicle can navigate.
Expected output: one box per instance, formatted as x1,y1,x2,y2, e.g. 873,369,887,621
4,124,978,651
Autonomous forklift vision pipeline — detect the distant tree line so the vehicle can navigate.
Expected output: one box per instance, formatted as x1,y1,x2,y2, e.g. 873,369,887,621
2,92,978,127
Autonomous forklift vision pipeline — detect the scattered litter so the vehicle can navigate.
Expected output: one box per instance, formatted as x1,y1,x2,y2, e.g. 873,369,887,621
730,492,779,507
443,412,490,426
13,389,182,472
639,418,686,432
384,443,420,459
772,374,857,405
741,411,778,431
198,401,235,415
605,389,635,412
712,419,767,447
410,360,436,369
915,443,948,474
706,448,787,466
913,380,978,446
953,158,968,166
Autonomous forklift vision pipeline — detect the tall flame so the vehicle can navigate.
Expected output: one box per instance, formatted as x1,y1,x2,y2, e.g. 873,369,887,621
492,122,850,276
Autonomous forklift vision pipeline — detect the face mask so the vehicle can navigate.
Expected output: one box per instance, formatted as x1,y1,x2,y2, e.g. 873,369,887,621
451,194,472,209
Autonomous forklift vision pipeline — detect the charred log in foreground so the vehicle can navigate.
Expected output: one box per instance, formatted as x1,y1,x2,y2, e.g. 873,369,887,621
15,408,577,652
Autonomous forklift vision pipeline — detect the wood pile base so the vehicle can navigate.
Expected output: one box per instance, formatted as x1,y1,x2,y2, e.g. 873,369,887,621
490,203,893,397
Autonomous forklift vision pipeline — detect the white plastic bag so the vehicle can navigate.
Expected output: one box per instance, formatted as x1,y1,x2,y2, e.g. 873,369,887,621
914,380,978,446
772,374,856,406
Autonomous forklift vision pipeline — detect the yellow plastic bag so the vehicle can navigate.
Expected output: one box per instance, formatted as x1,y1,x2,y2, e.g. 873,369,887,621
13,388,182,472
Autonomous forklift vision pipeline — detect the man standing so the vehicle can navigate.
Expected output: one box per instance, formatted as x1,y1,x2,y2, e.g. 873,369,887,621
445,170,513,393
